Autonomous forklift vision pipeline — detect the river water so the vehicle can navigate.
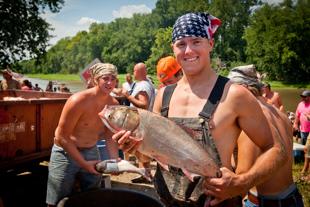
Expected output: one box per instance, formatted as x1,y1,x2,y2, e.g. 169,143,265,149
2,76,309,113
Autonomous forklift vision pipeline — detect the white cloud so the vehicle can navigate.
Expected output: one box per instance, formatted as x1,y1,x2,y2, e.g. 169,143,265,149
77,17,101,26
264,0,283,4
41,11,100,47
113,4,152,19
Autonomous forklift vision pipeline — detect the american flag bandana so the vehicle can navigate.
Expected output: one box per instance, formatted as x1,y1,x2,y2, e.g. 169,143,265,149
172,13,221,43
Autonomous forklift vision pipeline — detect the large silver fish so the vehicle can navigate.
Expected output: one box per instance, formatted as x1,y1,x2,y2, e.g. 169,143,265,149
98,105,221,181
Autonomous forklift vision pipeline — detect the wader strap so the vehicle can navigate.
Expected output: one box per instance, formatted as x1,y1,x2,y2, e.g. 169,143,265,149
199,75,229,168
160,83,177,117
198,76,229,120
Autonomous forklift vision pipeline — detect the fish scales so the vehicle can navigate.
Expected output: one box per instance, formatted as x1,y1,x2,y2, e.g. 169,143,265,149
99,105,221,179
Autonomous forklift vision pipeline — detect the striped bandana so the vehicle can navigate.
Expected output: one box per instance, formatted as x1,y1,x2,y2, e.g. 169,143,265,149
172,13,221,43
89,63,118,80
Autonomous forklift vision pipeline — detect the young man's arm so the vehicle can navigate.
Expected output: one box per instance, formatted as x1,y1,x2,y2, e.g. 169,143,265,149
123,89,149,110
55,95,100,174
104,128,121,159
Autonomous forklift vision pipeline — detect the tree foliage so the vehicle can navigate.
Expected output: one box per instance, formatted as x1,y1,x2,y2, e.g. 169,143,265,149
244,0,310,81
10,0,310,82
0,0,64,67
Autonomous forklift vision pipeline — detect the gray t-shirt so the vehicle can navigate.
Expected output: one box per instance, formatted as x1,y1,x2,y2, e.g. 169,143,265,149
131,80,155,111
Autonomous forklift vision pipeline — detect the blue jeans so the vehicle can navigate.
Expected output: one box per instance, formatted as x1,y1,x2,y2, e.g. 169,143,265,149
46,143,102,205
301,132,309,145
244,190,304,207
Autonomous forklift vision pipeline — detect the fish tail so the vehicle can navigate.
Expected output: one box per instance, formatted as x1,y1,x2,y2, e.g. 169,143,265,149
141,167,155,181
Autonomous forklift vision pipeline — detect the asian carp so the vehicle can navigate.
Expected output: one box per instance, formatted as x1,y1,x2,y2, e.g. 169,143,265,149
98,105,221,181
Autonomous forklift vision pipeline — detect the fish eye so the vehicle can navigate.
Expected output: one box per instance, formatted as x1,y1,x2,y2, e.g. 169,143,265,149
108,114,112,119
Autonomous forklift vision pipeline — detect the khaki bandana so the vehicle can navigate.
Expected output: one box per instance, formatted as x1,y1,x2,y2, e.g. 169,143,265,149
89,63,118,80
228,64,264,88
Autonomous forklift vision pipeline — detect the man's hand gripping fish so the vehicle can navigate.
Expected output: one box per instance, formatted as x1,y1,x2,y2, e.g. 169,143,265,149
99,105,221,207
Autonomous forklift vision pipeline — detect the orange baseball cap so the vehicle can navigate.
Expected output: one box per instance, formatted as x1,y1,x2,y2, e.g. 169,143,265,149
156,56,181,82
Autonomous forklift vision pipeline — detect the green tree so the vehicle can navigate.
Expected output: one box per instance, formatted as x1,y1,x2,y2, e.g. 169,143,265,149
244,0,310,81
0,0,64,68
209,0,261,66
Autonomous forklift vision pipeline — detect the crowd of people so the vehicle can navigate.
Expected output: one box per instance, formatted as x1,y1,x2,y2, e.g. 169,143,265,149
0,12,307,207
0,70,71,93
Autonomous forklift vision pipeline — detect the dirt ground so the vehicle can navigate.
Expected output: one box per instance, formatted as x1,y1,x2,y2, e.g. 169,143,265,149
0,156,159,207
108,158,158,198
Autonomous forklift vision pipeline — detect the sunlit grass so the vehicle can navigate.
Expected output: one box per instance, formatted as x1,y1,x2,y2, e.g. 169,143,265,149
293,161,310,206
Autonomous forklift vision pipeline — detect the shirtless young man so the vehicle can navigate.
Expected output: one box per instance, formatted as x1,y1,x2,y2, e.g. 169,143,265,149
228,65,304,206
263,82,284,111
46,63,120,207
112,13,286,206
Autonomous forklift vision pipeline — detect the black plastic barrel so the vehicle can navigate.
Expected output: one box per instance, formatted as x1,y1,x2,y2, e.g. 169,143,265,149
57,188,165,207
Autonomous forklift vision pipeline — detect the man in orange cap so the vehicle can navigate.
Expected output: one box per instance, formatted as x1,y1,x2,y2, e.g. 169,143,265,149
156,56,182,90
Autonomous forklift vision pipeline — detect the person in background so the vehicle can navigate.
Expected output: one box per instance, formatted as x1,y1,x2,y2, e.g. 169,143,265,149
1,69,21,90
300,111,310,183
156,56,182,90
146,75,158,97
86,77,95,89
113,13,286,206
263,82,284,111
295,91,310,176
294,91,310,145
46,81,53,92
122,73,136,106
111,78,122,97
60,86,70,93
20,79,34,91
34,83,44,91
46,63,120,207
120,62,156,183
228,65,303,207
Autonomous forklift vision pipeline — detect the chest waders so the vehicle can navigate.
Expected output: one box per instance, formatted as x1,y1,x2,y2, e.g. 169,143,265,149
153,76,242,207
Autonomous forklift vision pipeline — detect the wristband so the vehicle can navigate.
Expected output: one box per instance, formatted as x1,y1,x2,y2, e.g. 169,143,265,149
127,95,132,99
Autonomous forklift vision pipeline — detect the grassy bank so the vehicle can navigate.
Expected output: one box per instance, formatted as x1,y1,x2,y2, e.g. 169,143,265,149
25,73,162,89
26,73,310,89
293,161,310,206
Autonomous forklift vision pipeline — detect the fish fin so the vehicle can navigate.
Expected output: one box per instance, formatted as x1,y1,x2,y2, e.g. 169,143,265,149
181,168,201,182
103,159,118,163
177,123,202,140
140,167,155,181
156,160,169,171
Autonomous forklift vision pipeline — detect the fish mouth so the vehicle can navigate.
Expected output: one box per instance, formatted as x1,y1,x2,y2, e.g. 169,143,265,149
100,117,118,133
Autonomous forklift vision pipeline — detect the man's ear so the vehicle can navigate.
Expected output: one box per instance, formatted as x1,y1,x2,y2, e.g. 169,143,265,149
241,84,248,89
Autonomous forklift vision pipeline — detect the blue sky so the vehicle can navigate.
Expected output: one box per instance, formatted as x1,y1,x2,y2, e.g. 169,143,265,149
41,0,158,46
41,0,282,46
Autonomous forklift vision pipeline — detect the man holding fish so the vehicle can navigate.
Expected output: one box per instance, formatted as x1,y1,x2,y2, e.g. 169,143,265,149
46,63,120,207
112,13,287,207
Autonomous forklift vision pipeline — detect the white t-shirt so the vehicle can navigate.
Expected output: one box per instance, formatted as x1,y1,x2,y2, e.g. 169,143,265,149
122,81,136,91
131,80,155,111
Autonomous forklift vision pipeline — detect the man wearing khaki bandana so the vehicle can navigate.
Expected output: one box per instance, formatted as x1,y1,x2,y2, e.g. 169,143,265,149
46,63,120,207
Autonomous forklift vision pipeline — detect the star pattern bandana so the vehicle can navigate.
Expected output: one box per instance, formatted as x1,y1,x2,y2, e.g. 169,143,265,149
89,63,118,80
172,13,221,43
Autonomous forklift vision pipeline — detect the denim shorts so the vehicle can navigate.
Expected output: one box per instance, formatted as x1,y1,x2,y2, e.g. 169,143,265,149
244,186,304,207
46,142,102,205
